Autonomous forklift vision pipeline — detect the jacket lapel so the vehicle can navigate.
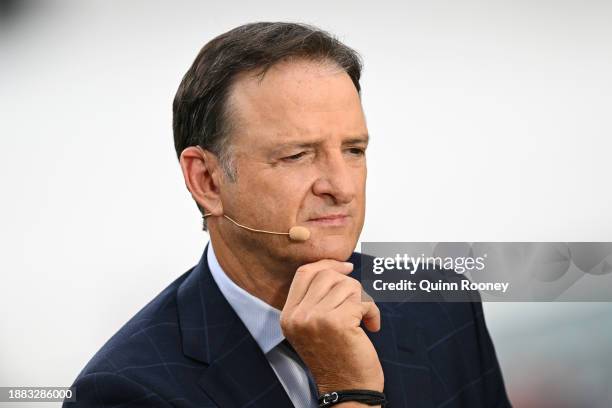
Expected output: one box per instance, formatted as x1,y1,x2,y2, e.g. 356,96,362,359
177,244,294,407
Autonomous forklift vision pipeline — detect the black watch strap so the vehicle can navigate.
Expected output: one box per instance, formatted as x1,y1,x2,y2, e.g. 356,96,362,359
318,389,387,407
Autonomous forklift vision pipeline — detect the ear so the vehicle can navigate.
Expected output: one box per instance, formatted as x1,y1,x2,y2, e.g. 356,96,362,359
179,146,224,216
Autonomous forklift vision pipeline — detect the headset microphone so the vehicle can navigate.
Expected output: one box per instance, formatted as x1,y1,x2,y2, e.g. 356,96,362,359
203,213,311,242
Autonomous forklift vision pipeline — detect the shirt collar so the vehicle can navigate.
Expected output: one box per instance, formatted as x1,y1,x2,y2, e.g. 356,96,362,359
207,240,285,354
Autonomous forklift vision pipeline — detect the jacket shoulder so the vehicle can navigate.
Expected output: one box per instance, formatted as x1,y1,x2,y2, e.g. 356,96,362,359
71,268,193,383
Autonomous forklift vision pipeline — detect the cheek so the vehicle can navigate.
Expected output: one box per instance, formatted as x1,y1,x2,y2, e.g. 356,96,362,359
259,173,312,214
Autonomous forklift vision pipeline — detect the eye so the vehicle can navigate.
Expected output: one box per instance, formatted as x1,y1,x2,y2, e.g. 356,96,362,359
346,147,366,156
282,151,307,162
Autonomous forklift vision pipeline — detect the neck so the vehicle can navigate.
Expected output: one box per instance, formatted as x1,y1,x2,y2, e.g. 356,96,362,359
208,230,296,311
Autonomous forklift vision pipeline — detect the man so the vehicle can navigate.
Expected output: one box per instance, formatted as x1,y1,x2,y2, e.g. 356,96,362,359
65,22,511,407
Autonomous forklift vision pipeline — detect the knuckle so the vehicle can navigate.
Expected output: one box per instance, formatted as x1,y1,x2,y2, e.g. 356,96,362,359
279,312,291,329
289,308,336,333
290,309,307,324
295,265,310,275
294,309,318,329
336,278,355,294
347,278,362,293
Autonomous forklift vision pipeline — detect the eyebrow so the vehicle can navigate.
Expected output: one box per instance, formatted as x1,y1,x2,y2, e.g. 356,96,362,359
270,133,370,154
342,134,370,145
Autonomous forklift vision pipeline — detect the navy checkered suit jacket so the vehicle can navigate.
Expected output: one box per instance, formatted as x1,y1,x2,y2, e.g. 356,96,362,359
64,244,512,407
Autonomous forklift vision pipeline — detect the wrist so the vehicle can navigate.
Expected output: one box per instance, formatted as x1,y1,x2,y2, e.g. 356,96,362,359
317,381,384,395
318,389,387,407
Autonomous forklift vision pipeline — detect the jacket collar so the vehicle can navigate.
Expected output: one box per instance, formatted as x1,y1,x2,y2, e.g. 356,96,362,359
177,243,294,406
207,240,285,354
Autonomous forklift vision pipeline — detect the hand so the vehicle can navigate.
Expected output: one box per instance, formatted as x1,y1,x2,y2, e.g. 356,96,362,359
280,259,384,394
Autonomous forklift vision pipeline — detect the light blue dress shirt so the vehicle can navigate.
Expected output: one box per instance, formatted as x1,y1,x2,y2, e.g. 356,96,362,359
207,241,319,408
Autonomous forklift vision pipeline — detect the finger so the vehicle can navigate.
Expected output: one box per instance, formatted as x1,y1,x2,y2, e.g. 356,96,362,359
331,292,381,333
360,301,381,332
285,260,353,309
330,297,380,332
298,269,347,309
296,259,354,276
316,278,362,311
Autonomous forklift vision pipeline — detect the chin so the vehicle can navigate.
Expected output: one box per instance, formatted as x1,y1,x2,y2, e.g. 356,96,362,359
296,234,357,263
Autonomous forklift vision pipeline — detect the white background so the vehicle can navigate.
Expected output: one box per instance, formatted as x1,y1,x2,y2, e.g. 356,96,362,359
1,1,611,406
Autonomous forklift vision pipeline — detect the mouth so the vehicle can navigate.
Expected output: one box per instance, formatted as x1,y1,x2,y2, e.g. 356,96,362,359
306,213,350,227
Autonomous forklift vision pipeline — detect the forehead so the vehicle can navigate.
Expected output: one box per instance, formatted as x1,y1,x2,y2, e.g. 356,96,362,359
226,58,366,146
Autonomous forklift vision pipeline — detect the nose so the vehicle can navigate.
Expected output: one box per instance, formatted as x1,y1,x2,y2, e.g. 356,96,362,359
311,150,357,205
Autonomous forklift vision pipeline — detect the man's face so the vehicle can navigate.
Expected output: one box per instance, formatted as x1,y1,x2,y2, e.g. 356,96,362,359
217,58,368,265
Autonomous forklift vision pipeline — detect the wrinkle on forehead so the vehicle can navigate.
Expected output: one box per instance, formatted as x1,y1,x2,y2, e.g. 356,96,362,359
225,60,364,151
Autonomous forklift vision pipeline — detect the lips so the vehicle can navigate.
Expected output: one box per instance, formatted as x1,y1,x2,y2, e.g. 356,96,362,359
307,213,349,226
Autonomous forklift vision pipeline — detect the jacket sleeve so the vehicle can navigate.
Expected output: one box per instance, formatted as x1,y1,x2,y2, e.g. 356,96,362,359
62,371,174,408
